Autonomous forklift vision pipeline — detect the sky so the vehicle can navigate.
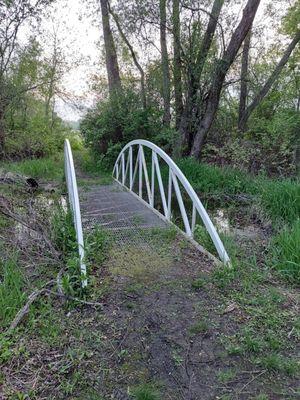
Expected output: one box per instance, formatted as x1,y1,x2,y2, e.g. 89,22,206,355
29,0,288,122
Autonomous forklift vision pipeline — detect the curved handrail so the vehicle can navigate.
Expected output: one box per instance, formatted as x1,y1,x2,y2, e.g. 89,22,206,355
64,139,87,287
113,139,230,263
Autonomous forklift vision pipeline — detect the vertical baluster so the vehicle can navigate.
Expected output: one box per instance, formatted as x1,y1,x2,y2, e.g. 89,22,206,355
191,204,196,237
129,146,133,190
167,167,172,220
139,145,142,198
151,151,155,207
121,153,125,185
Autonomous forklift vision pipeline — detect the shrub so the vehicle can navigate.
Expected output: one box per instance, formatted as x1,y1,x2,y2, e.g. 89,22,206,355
80,88,176,168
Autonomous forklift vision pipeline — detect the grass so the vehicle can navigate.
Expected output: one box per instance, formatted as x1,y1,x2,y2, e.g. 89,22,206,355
131,384,161,400
176,158,299,226
0,252,26,328
269,219,300,283
73,149,112,183
1,153,64,181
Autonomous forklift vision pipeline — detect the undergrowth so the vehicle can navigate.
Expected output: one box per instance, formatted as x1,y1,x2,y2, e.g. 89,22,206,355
1,153,64,181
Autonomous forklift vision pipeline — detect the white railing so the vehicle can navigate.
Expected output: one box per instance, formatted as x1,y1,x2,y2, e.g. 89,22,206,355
64,139,87,287
113,140,230,264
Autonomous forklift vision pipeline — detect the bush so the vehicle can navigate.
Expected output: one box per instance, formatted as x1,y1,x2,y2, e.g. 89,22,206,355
80,88,176,168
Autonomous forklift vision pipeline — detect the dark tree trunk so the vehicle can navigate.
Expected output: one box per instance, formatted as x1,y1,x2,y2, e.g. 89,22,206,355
0,108,5,159
100,0,121,96
190,0,261,159
173,0,183,130
178,0,224,155
160,0,171,126
238,29,251,132
239,30,300,131
195,0,224,79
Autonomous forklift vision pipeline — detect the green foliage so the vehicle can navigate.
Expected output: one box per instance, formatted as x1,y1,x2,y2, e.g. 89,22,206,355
131,384,161,400
0,253,25,328
51,205,84,296
176,158,256,195
269,219,300,284
258,177,300,224
85,225,110,266
80,88,176,168
1,153,64,180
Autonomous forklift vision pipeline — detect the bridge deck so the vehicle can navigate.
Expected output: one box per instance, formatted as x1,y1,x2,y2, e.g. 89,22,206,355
80,182,166,231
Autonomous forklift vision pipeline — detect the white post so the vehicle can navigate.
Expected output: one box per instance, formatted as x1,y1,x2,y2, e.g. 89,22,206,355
167,167,172,220
172,172,192,237
191,204,196,236
151,151,155,207
139,145,142,198
140,146,152,204
153,153,168,217
129,146,133,190
121,153,125,185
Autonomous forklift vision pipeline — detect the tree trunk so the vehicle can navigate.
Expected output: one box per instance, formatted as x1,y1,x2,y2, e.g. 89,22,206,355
108,4,146,109
172,0,183,130
160,0,171,126
0,108,5,159
190,0,261,159
178,0,224,156
100,0,121,96
238,29,251,132
239,30,300,131
195,0,224,80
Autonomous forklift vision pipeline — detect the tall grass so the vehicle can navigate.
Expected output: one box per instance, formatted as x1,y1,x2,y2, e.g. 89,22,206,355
1,153,64,180
176,158,299,225
269,219,300,284
0,254,26,328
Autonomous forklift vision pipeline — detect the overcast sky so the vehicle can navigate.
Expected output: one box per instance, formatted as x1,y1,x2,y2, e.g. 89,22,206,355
33,0,288,122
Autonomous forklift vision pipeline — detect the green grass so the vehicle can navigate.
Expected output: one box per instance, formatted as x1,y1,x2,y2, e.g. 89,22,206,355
73,149,112,182
176,158,299,225
269,219,300,283
1,154,64,181
0,252,26,328
131,384,161,400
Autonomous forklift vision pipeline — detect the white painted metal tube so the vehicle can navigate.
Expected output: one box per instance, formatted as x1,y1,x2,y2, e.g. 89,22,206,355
64,139,87,287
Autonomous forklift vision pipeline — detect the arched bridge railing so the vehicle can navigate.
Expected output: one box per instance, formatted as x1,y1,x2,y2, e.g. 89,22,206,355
113,140,230,264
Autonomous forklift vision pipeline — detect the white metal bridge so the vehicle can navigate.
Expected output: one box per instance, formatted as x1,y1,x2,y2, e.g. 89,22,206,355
64,139,230,287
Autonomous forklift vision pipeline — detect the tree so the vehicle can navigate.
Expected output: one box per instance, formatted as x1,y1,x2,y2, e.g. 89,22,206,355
238,29,252,131
178,0,225,154
0,0,52,157
238,30,300,132
172,0,183,130
108,2,146,109
99,0,121,96
190,0,261,159
159,0,171,126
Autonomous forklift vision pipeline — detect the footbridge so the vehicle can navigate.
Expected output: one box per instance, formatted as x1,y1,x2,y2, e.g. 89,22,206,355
64,139,230,286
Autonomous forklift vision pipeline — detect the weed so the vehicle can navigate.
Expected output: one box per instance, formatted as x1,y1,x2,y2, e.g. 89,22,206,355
217,369,236,383
85,225,110,266
257,354,299,376
189,319,209,335
131,384,161,400
191,277,206,290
